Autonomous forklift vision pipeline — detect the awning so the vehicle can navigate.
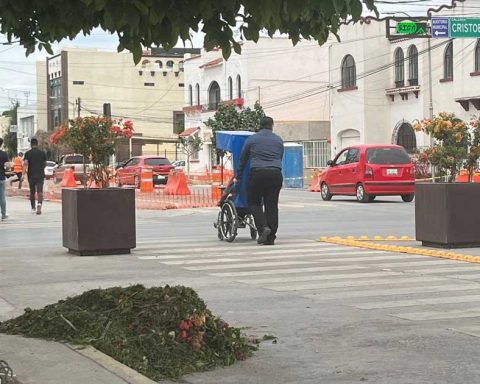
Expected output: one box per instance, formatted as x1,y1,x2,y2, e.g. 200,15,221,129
179,127,200,137
455,97,480,111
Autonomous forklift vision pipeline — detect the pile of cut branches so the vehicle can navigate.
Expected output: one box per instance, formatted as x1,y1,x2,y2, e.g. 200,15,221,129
0,285,255,380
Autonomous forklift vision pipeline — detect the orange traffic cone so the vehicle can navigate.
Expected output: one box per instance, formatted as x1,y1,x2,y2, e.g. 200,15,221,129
140,168,154,193
60,167,77,188
309,169,322,192
165,170,191,195
87,178,100,189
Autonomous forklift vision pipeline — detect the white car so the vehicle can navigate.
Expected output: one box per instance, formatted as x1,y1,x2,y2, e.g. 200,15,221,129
172,160,185,170
44,161,57,179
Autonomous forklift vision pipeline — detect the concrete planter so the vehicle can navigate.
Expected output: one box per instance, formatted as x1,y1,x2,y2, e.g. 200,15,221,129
62,188,136,255
415,183,480,248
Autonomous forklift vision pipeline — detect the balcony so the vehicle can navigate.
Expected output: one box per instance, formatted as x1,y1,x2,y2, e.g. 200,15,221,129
385,84,420,101
183,98,245,115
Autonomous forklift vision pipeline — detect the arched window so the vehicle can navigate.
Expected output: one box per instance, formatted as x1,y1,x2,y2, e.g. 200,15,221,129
474,40,480,72
341,55,356,89
208,81,221,110
195,84,200,105
141,59,150,69
396,123,417,153
166,60,174,68
155,60,163,69
228,77,233,99
394,48,404,88
444,41,453,80
236,75,242,98
188,85,193,106
408,45,418,86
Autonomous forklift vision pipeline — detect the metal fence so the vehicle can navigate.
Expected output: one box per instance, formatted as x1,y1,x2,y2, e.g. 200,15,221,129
303,140,331,169
135,187,218,209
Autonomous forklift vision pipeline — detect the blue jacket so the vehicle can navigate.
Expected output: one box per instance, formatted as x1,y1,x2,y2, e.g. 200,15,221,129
236,129,284,180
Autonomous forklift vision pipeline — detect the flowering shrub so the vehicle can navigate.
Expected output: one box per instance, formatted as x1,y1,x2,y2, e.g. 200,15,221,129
50,116,133,188
414,112,470,182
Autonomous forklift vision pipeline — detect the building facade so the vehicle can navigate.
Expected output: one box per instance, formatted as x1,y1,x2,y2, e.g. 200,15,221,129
40,47,199,161
16,104,38,153
331,2,480,157
183,37,332,171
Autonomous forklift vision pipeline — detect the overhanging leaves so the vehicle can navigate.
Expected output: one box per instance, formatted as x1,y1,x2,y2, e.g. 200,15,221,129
0,0,378,63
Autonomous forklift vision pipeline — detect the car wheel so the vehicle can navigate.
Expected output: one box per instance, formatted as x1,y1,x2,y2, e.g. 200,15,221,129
134,175,140,188
368,195,376,202
356,183,370,203
321,183,332,201
401,194,415,202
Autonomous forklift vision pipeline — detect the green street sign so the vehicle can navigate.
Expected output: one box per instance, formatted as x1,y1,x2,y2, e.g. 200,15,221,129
450,18,480,38
396,21,427,35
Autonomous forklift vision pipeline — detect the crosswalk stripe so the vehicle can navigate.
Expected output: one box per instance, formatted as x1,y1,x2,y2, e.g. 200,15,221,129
451,326,480,338
137,238,311,245
212,265,370,277
374,260,456,268
267,276,448,292
406,266,480,274
445,273,480,280
353,294,480,309
305,283,480,301
138,249,386,261
185,260,323,271
392,308,480,321
236,271,405,284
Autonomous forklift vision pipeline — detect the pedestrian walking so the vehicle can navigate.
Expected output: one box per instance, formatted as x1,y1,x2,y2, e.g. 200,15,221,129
9,152,23,189
23,138,47,215
0,138,11,221
235,116,284,245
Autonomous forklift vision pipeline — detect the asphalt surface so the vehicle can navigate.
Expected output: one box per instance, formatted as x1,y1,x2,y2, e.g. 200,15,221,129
2,190,480,383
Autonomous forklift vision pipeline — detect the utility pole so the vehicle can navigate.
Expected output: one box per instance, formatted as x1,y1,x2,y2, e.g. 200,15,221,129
427,38,435,183
76,97,81,117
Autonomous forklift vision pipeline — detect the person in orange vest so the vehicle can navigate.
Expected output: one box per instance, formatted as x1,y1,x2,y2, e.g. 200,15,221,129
9,152,23,189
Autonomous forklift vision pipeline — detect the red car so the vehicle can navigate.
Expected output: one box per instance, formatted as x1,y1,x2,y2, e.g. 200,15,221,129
115,156,174,187
320,145,415,203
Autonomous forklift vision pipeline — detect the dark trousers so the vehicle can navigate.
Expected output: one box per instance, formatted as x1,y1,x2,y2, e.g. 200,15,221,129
11,172,23,188
247,168,283,239
28,177,44,209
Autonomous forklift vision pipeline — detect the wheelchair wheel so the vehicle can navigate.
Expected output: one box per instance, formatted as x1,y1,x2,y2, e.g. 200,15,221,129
248,215,257,240
220,200,238,242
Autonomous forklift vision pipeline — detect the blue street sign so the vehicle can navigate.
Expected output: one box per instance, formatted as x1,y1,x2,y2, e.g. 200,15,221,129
432,17,449,38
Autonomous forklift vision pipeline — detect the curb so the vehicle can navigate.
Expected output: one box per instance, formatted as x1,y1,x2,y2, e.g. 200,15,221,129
68,345,159,384
318,236,480,264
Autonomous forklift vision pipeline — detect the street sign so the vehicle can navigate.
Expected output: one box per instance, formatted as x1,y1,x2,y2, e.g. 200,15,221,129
9,125,17,133
396,21,427,35
431,17,449,38
450,18,480,38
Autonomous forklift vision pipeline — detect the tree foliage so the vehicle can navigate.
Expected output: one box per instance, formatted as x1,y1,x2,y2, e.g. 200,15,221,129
0,0,377,63
178,135,203,176
206,102,265,159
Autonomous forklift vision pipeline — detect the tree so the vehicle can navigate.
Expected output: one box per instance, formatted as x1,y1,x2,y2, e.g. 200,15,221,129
206,102,265,161
0,0,377,63
35,129,71,161
178,135,203,177
1,101,19,158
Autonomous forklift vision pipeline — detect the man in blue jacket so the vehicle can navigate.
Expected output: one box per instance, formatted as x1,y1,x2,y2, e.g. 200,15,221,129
235,116,284,245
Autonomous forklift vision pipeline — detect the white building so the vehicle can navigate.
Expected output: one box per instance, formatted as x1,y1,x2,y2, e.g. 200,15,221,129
331,1,480,156
17,104,38,153
183,37,332,170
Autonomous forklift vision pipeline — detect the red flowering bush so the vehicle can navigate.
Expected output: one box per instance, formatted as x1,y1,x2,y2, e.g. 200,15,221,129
50,116,133,188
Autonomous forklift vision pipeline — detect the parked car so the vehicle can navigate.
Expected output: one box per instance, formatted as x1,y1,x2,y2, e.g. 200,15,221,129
44,161,57,180
115,156,174,187
53,154,90,184
319,145,415,203
172,160,185,170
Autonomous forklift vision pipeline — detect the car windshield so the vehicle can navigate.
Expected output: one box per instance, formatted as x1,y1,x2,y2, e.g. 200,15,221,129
144,158,171,166
65,155,84,164
366,148,411,165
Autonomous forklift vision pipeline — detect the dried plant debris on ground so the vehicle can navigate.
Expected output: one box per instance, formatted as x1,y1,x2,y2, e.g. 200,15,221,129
0,285,257,381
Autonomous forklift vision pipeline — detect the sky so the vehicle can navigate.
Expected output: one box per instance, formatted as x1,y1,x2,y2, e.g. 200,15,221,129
0,0,453,112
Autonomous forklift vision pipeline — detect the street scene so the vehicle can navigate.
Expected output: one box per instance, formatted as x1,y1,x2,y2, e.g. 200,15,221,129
2,0,480,383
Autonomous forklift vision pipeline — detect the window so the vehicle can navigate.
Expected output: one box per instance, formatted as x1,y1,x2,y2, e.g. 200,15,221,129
144,82,154,86
144,158,171,166
228,77,233,99
125,158,140,167
475,40,480,73
195,84,200,105
155,60,163,69
166,60,174,68
73,80,84,85
366,147,411,165
208,81,221,110
236,75,242,98
303,140,331,168
65,155,84,164
341,55,356,89
396,123,417,153
394,48,405,87
444,41,453,80
346,148,360,163
408,45,418,86
179,60,184,72
335,149,349,166
178,83,184,87
141,59,150,69
188,85,193,106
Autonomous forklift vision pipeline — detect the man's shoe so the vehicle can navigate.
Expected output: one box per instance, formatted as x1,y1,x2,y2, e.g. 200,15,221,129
1,215,8,221
257,227,271,244
263,240,275,245
36,204,42,215
31,208,36,214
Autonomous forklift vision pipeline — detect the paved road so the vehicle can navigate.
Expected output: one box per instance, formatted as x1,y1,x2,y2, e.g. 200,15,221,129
2,191,480,383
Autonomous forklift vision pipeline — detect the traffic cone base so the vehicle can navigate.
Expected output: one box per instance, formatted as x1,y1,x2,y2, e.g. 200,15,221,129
60,168,77,188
